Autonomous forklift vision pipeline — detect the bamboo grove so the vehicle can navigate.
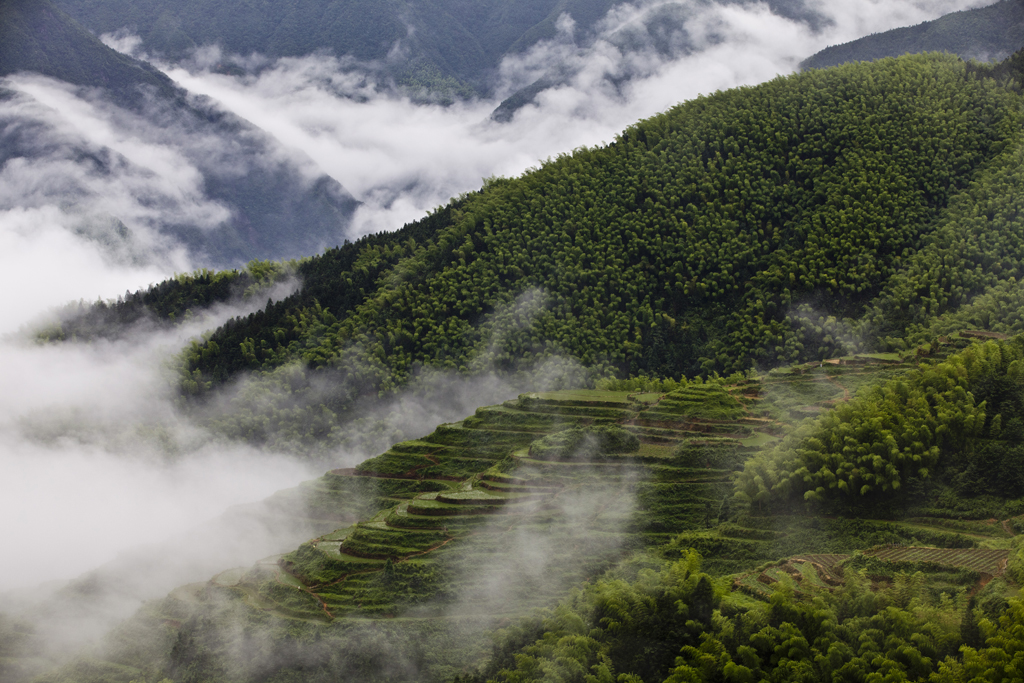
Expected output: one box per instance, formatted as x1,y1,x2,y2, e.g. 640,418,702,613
117,52,1024,454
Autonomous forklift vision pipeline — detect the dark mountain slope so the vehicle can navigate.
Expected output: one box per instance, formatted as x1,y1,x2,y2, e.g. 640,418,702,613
802,0,1024,71
53,0,825,99
134,52,1023,455
0,0,175,103
52,0,620,93
0,0,358,266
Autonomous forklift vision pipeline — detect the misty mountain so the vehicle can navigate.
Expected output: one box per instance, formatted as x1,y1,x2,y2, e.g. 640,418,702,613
49,50,1022,462
0,0,174,102
802,0,1024,70
0,0,358,267
51,0,621,95
50,0,827,105
490,0,828,121
10,31,1024,683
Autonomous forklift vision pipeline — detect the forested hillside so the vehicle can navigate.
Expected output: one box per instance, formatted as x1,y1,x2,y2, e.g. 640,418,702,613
802,0,1024,71
115,52,1024,457
17,45,1024,683
32,336,1024,682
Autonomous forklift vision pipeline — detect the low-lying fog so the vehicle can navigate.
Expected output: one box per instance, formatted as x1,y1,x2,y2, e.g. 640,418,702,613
0,0,992,638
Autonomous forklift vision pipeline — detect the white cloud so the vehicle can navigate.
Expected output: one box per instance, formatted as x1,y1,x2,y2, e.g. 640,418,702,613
0,0,998,638
142,0,993,239
0,293,318,594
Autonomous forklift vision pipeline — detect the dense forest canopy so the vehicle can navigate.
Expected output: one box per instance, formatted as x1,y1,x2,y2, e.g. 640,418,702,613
76,52,1024,456
17,19,1024,680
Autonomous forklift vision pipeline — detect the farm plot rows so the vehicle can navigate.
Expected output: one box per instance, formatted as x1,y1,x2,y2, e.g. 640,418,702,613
865,547,1009,574
241,388,779,621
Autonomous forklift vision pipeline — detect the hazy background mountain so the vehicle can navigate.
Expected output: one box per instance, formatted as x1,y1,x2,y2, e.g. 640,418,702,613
0,0,358,271
49,0,828,97
803,0,1024,69
0,2,1014,681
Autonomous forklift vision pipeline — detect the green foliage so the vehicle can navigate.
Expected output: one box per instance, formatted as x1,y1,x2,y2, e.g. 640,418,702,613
478,548,1022,683
596,374,691,393
653,384,747,421
36,261,293,343
945,597,1024,681
672,440,748,470
528,425,640,461
866,123,1024,349
735,338,1024,511
480,551,712,683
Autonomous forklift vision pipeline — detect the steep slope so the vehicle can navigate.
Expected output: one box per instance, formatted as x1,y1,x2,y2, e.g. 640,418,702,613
802,0,1024,70
147,53,1024,456
0,0,175,103
30,336,1024,682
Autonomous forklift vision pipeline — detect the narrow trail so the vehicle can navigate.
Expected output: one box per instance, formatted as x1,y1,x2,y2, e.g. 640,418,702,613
820,373,851,403
309,565,389,592
268,570,337,620
406,451,441,478
399,536,457,561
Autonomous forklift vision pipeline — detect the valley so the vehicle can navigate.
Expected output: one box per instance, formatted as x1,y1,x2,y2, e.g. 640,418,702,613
6,1,1024,682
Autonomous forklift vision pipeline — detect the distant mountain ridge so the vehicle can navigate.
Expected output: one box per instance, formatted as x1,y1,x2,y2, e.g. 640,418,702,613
0,0,174,102
0,0,358,267
51,0,829,103
802,0,1024,70
51,0,621,95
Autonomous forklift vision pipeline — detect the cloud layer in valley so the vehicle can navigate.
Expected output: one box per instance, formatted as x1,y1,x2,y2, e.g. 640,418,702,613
0,296,322,594
142,0,994,237
0,0,996,646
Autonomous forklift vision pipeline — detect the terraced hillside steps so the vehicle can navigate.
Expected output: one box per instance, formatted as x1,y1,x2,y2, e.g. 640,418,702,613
731,547,1010,602
194,363,975,627
73,339,1024,683
257,388,786,621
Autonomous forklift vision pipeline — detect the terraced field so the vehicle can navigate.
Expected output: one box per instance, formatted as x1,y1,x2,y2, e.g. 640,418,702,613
50,338,1024,683
866,546,1010,574
213,385,785,622
731,547,1010,602
732,555,846,601
183,346,1017,631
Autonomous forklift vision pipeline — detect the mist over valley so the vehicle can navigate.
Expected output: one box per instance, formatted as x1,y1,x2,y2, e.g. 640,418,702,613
5,1,1024,682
